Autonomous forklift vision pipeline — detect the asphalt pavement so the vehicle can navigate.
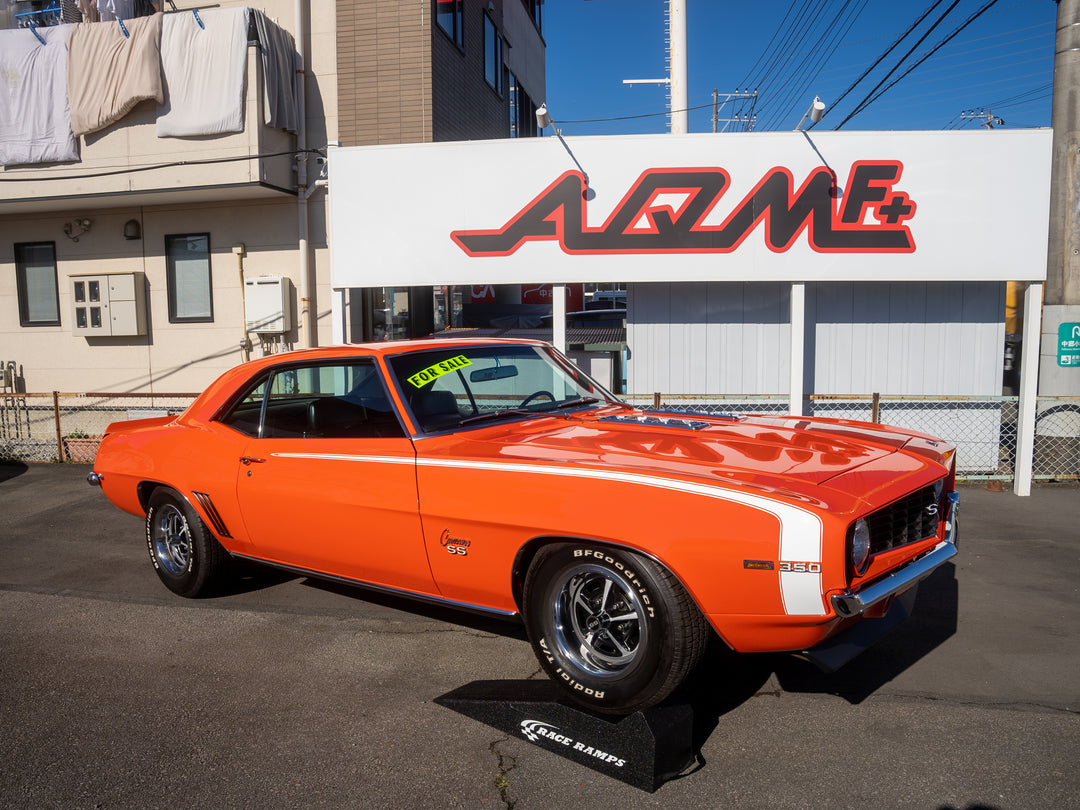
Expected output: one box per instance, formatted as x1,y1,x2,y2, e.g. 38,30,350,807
1,462,1077,809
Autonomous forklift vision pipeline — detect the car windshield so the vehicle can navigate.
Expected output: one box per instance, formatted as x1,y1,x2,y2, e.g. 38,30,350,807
387,344,617,433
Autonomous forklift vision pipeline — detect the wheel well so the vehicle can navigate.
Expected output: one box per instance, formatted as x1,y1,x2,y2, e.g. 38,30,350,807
136,480,172,513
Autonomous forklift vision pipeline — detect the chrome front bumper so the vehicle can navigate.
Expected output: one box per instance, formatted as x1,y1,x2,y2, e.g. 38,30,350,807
830,491,959,619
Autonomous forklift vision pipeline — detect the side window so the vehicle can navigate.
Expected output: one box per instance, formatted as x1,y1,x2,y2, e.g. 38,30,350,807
221,361,404,439
219,378,268,437
166,233,213,323
15,242,61,327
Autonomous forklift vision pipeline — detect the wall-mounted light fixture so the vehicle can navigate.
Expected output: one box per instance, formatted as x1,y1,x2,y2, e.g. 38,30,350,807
535,104,590,190
795,96,826,131
63,218,93,242
123,219,141,240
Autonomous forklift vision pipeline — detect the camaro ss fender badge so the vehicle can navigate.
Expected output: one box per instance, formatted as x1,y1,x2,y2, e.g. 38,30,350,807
439,529,470,556
518,719,627,768
451,162,916,257
407,355,472,388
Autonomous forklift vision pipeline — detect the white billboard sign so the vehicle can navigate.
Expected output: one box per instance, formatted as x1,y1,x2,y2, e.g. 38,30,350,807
329,129,1051,288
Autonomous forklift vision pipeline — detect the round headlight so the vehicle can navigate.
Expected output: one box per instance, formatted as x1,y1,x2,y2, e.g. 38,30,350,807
852,518,871,575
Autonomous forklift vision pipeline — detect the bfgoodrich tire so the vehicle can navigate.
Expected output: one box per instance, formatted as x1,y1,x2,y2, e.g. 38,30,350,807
523,543,708,715
145,488,229,598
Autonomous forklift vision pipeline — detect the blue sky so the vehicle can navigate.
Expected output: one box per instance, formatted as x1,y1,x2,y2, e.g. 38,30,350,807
542,0,1056,135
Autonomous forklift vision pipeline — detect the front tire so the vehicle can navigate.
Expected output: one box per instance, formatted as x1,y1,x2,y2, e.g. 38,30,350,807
523,543,708,715
145,488,229,598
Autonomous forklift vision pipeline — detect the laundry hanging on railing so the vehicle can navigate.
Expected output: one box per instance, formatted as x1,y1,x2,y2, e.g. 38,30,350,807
67,11,163,137
0,25,80,167
156,6,250,137
251,9,299,134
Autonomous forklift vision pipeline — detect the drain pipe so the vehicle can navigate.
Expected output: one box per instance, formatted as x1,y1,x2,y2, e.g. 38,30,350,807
295,0,315,348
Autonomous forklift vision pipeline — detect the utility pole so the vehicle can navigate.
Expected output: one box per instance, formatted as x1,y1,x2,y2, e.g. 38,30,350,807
623,0,688,134
712,89,757,133
960,109,1003,128
1042,0,1080,395
668,0,687,133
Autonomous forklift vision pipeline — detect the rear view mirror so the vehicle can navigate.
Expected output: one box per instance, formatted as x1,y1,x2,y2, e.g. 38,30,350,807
470,364,518,383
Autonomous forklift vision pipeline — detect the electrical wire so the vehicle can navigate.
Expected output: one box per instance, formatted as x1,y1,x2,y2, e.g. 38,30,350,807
759,0,870,131
835,0,1003,129
824,0,946,117
0,149,326,183
832,0,964,129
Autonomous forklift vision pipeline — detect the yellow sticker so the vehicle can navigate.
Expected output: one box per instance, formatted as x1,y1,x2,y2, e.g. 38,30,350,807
407,355,473,388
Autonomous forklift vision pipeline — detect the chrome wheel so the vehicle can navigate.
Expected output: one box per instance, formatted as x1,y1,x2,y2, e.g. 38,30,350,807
153,503,191,575
552,564,647,678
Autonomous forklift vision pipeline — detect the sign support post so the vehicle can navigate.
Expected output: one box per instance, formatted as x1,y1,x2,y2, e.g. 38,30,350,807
1015,281,1044,496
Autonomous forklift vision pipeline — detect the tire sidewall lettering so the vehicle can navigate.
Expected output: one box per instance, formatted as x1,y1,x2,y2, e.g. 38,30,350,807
572,547,655,616
146,498,195,578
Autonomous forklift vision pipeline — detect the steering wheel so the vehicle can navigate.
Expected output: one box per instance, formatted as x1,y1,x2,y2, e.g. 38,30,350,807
519,390,556,408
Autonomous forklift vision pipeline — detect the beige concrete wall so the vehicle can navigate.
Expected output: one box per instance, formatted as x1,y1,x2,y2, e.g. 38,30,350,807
0,196,334,394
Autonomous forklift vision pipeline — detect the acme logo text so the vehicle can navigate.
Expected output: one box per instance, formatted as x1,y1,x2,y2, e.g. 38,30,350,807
451,162,916,257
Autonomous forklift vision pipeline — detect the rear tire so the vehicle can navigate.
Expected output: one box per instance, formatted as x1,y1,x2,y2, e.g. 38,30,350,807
523,543,708,715
145,488,229,598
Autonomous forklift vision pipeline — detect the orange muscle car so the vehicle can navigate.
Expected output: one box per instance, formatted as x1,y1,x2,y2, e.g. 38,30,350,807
89,339,959,714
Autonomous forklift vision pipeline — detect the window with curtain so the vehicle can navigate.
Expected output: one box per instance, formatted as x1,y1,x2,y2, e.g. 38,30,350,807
166,233,213,323
15,242,61,327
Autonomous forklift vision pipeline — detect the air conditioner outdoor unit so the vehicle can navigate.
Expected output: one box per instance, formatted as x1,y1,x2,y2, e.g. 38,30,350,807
244,276,293,334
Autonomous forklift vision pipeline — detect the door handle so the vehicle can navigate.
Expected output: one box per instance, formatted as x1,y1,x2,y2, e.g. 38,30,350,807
239,456,266,465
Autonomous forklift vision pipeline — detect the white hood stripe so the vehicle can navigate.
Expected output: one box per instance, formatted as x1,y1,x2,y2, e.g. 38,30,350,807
271,452,827,616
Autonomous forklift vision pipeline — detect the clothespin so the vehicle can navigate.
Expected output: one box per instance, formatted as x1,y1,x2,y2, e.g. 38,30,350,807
29,25,47,45
192,9,204,28
118,19,130,38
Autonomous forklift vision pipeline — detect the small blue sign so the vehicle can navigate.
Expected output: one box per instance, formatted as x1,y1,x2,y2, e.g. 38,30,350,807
1059,322,1080,367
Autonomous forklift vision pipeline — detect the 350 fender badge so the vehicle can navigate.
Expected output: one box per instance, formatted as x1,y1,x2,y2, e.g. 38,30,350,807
440,529,471,557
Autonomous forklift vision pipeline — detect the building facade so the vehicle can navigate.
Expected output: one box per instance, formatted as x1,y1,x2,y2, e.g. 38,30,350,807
0,0,546,394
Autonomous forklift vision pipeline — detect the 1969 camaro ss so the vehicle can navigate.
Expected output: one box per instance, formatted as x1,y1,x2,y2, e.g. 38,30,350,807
90,338,959,714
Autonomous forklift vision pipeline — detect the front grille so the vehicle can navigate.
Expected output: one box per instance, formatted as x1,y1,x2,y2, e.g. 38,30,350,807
867,485,940,554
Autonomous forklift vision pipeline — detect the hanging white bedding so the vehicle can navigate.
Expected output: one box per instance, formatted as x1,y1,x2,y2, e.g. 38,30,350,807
157,7,250,138
0,26,80,166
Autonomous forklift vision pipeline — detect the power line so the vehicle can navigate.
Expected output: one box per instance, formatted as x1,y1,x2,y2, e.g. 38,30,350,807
760,0,870,131
0,150,325,183
835,0,1003,129
833,0,964,129
825,0,947,119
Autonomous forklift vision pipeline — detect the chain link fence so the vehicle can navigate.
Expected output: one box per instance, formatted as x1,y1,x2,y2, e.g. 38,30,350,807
627,392,1080,483
3,390,1077,483
0,393,197,464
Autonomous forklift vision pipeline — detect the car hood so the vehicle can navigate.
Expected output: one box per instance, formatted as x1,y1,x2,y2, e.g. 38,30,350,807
421,408,947,502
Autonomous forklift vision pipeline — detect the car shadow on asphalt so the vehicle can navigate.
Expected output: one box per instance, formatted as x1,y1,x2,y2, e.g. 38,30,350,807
300,576,529,638
678,563,959,757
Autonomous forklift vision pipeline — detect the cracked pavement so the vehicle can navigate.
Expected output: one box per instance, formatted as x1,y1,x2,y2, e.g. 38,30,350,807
1,463,1077,808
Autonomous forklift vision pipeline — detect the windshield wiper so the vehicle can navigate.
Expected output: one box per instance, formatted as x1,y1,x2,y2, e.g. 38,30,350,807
555,396,602,410
459,408,532,426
